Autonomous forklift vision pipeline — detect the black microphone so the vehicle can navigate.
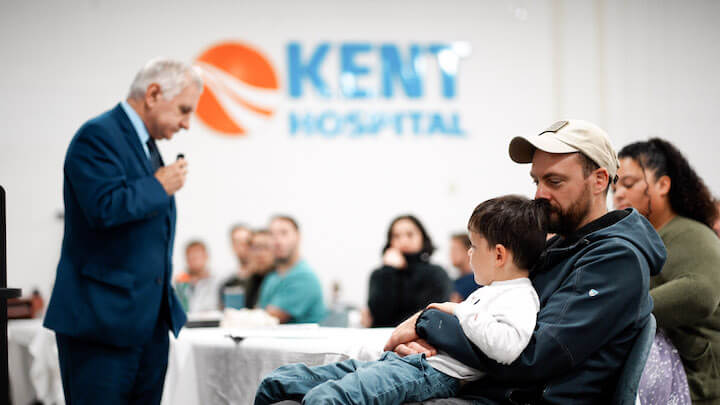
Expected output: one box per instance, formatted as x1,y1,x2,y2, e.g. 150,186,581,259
176,153,185,161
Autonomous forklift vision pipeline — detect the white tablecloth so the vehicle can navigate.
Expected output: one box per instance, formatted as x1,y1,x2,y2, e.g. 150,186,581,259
8,319,393,405
162,325,394,405
8,318,63,405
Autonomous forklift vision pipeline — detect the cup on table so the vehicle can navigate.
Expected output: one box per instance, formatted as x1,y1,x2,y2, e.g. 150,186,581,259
223,286,245,309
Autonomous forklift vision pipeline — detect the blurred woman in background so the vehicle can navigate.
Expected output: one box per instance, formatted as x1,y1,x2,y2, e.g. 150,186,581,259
364,215,451,328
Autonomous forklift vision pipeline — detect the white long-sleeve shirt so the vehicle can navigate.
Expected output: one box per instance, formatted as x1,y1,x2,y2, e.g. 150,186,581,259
427,277,539,380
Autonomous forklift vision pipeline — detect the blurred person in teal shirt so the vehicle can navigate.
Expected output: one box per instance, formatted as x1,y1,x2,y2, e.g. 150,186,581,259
258,216,325,324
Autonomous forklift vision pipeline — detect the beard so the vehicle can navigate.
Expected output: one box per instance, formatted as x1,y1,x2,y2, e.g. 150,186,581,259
540,185,593,236
274,246,297,266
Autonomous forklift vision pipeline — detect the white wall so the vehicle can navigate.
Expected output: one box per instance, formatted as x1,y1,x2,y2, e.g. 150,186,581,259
1,0,718,309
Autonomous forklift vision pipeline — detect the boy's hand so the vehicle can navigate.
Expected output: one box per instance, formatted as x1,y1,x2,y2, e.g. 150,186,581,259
427,302,458,315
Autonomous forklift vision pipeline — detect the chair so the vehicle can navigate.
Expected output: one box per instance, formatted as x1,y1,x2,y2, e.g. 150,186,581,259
612,314,657,405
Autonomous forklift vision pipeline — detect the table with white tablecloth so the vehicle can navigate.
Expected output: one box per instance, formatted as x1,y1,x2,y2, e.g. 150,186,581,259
9,319,393,405
8,318,63,405
162,325,393,405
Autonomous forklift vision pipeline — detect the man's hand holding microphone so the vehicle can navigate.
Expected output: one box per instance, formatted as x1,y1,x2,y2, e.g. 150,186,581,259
154,154,187,196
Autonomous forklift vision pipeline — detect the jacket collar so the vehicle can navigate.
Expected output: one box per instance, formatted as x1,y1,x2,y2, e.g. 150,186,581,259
111,103,153,175
533,210,631,273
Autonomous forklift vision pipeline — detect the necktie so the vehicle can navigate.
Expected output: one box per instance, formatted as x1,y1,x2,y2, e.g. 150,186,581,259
146,138,164,172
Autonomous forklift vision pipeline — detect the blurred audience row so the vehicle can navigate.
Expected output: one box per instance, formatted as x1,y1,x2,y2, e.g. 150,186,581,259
172,213,479,327
174,216,325,324
174,157,720,329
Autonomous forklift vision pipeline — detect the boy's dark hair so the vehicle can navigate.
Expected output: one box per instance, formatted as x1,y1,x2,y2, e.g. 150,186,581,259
451,233,471,250
467,195,547,271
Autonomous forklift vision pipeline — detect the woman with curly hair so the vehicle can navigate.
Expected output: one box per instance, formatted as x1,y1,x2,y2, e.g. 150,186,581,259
614,138,720,404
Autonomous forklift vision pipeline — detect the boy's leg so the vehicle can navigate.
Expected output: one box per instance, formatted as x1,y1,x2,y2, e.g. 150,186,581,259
255,357,370,405
302,352,460,405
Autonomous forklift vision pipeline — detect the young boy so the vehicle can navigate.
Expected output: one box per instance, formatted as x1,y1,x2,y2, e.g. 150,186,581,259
255,195,547,405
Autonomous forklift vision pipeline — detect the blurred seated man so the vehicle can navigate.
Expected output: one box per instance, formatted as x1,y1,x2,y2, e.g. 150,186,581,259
258,216,325,324
218,224,253,309
244,230,276,309
230,224,253,279
449,233,477,302
175,240,220,312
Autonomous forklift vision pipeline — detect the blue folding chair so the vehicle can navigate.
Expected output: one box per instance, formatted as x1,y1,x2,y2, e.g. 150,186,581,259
612,314,657,405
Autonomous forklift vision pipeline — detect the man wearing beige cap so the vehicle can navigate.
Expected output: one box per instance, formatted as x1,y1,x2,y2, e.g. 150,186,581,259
509,119,621,235
385,120,667,404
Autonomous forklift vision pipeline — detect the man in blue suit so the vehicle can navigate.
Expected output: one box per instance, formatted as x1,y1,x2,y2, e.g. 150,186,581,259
44,58,203,404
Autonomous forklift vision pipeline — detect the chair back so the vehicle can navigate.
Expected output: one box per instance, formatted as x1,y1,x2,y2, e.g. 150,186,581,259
612,314,657,404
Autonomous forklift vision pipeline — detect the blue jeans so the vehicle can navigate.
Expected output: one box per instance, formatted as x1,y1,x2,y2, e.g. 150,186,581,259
255,351,460,405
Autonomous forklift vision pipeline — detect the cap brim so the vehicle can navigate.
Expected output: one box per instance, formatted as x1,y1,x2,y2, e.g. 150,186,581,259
509,135,579,163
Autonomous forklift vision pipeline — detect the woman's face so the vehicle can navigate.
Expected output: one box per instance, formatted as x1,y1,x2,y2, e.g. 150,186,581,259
389,219,424,254
612,157,654,217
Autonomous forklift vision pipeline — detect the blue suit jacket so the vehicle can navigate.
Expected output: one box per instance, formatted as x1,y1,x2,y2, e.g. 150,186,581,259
44,104,187,347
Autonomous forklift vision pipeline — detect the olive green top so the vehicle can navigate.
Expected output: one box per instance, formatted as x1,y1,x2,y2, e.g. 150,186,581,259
652,215,720,403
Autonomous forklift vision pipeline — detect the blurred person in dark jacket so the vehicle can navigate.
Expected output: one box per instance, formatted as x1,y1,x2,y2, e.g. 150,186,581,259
449,232,476,302
365,214,451,328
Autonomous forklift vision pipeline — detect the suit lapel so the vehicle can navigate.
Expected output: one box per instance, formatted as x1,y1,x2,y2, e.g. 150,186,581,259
112,104,153,175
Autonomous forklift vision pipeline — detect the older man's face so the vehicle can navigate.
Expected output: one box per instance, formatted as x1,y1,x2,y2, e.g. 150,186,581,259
146,83,201,140
530,151,594,236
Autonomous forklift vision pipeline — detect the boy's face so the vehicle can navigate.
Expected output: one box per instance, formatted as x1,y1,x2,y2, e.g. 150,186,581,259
468,232,498,286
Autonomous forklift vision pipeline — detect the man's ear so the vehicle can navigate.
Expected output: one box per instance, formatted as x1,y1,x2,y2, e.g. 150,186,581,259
592,168,610,195
144,83,162,108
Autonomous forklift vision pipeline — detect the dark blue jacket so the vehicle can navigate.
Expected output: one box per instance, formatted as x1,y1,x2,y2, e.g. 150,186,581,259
44,104,186,347
416,209,665,404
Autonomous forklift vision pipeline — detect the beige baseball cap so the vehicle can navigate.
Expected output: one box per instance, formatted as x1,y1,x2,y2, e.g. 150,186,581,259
508,119,620,181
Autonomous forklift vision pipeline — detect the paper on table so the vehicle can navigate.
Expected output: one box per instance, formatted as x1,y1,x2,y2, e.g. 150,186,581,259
186,310,223,322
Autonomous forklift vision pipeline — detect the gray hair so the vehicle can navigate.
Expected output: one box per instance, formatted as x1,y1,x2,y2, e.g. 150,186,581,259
127,58,203,100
